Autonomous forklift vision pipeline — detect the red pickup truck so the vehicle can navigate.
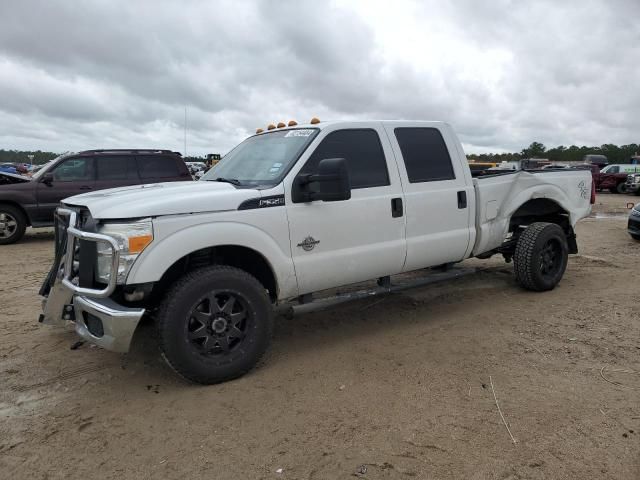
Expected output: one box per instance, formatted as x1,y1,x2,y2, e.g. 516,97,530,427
581,164,629,194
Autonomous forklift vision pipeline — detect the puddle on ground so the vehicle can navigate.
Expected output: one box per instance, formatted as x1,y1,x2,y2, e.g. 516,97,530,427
589,212,630,219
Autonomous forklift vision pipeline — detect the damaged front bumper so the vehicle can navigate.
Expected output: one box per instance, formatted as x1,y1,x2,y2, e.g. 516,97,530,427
39,207,145,353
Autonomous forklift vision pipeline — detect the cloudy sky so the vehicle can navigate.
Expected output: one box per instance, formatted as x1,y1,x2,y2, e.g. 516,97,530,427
0,0,638,156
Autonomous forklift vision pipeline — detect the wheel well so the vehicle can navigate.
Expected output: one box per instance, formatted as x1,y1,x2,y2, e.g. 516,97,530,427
508,199,577,254
0,201,31,226
151,245,278,303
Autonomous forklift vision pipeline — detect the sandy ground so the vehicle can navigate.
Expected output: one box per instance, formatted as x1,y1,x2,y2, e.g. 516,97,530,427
1,193,639,479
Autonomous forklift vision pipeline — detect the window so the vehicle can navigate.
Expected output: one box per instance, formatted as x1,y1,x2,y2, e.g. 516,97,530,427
394,128,455,182
202,129,319,186
137,155,181,179
302,129,389,189
53,158,94,182
96,156,136,180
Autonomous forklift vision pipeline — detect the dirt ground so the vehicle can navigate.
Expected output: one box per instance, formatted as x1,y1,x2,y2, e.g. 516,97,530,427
1,193,639,480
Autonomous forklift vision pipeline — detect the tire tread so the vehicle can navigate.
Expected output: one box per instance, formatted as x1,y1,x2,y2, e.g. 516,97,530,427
156,265,273,384
513,222,567,292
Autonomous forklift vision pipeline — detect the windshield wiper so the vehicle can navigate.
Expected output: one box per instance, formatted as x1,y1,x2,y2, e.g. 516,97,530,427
210,177,243,186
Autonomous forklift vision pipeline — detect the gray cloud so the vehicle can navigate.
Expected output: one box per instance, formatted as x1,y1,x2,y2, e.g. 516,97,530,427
0,0,638,156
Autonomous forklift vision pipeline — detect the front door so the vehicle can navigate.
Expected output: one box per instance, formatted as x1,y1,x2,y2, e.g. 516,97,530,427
285,125,406,295
35,157,96,223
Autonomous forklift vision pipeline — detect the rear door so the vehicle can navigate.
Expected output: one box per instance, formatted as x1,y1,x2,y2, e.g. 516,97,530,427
384,123,473,271
35,157,95,222
94,155,140,191
285,124,407,294
136,155,191,184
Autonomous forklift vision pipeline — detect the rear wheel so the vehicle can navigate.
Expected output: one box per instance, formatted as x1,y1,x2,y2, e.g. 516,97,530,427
0,205,26,245
513,222,568,291
631,233,640,241
156,265,273,384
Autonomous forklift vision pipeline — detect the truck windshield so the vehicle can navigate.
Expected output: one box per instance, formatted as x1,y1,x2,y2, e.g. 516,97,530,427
201,128,319,187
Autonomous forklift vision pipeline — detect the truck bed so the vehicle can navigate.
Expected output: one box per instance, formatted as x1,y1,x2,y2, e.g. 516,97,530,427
472,169,592,256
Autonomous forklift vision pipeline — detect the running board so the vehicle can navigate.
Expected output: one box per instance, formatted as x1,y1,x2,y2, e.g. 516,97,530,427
279,267,479,317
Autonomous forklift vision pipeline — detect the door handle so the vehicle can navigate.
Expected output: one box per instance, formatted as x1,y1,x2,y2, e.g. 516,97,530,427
457,191,467,209
391,197,403,217
79,186,92,190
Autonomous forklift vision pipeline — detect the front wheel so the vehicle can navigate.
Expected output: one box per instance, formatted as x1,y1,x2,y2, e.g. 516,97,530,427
0,205,26,245
156,265,273,384
513,222,569,291
631,233,640,241
617,182,627,194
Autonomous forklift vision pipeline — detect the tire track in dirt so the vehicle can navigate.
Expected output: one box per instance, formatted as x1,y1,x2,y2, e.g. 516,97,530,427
9,363,110,392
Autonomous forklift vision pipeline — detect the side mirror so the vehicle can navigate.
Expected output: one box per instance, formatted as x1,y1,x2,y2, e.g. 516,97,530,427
42,172,54,185
293,158,351,203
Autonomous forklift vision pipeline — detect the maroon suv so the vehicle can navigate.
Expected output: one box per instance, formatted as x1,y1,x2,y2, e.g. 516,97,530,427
0,149,192,244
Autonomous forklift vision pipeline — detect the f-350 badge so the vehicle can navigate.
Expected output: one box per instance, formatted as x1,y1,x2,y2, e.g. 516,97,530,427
297,236,320,251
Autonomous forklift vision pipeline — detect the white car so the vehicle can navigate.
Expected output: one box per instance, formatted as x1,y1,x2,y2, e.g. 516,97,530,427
600,164,640,174
40,120,593,384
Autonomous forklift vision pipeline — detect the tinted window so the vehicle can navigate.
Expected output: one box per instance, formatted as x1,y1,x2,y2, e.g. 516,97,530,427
137,156,181,179
394,128,455,182
303,129,389,189
96,156,137,180
53,158,94,182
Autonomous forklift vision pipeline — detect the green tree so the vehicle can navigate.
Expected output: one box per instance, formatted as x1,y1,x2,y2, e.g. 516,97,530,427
521,142,546,158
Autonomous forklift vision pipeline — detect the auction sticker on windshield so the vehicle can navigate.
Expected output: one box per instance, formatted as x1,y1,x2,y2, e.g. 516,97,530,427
284,129,314,137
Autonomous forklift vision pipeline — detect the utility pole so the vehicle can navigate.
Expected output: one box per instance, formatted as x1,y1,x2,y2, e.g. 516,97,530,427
184,106,187,158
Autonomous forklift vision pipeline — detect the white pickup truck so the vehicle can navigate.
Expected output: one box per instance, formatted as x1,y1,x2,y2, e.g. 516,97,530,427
39,120,593,384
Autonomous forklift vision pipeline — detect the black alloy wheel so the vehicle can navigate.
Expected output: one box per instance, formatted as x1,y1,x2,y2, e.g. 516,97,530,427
539,238,563,280
187,291,251,358
157,265,273,384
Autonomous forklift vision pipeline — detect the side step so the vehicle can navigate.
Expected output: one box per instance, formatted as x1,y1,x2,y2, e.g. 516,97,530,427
280,266,478,317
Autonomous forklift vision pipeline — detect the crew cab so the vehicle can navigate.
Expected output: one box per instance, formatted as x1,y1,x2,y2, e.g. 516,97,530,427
0,150,191,244
39,121,594,384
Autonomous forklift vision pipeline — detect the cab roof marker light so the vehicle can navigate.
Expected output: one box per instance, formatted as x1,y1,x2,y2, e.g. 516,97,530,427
267,124,276,130
288,120,298,126
310,117,320,124
256,128,264,134
277,122,286,128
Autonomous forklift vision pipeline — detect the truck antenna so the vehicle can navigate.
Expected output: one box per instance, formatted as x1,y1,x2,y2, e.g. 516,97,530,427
184,106,187,158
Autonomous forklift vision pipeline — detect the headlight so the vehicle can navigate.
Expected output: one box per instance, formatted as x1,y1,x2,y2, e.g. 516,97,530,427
95,218,153,284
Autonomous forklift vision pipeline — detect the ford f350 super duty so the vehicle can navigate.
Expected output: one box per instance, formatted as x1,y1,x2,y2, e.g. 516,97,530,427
39,120,594,384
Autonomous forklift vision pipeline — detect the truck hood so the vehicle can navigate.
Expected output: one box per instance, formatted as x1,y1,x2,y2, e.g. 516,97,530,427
64,181,260,219
0,171,31,185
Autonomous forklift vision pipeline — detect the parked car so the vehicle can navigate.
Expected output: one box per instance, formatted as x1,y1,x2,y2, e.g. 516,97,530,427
600,164,640,175
39,120,594,384
629,203,640,240
578,163,632,193
0,149,192,244
0,163,19,175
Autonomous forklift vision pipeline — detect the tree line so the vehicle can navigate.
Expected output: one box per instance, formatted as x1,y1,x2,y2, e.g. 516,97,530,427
468,142,640,164
0,149,60,165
